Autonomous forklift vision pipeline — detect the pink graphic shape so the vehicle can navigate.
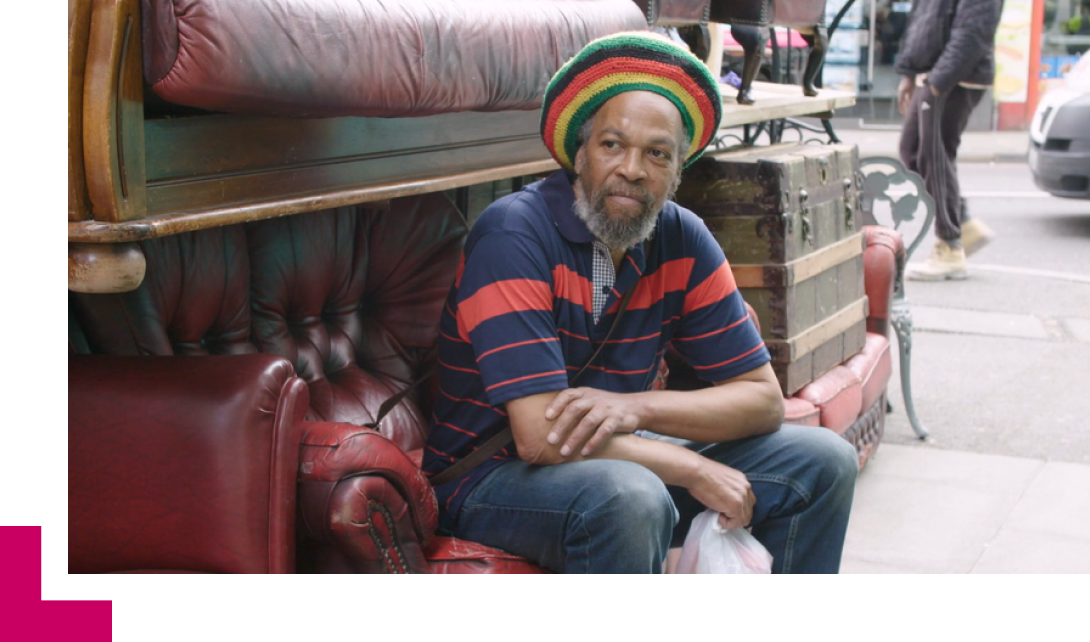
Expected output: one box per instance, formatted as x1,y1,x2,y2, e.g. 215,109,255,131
0,526,112,640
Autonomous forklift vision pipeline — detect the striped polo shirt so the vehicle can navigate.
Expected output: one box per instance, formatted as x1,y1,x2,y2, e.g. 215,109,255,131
423,169,769,520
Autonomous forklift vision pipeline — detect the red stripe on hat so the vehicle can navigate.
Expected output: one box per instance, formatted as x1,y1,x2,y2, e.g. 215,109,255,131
544,57,717,153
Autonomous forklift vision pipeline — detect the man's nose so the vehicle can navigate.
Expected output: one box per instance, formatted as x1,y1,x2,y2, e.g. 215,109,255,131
616,147,648,182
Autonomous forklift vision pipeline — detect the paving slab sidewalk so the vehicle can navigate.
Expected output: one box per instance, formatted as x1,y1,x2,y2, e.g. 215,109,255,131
841,443,1090,573
831,128,1030,163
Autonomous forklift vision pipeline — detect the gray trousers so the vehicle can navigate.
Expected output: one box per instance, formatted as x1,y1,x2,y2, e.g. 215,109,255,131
899,81,985,243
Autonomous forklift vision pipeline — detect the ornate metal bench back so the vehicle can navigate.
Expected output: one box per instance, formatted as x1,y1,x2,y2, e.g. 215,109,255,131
858,155,933,440
859,156,935,262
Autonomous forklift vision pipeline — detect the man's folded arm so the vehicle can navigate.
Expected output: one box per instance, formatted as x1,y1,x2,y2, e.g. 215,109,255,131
507,393,703,484
505,360,784,469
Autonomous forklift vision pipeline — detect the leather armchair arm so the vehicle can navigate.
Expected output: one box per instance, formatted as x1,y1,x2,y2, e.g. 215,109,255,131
296,422,438,573
862,225,905,338
69,354,308,573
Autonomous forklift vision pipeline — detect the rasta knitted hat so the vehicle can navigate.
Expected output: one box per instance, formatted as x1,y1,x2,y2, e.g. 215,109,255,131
540,31,723,172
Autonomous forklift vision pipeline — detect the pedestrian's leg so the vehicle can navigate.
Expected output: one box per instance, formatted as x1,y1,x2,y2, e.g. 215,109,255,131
916,85,958,242
906,83,972,279
938,87,986,237
941,87,995,255
652,425,859,573
449,459,678,573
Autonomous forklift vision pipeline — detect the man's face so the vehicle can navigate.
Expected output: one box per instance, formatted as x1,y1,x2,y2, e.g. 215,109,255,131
573,91,686,252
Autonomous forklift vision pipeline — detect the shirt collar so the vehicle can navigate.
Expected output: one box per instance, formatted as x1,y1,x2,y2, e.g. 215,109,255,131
535,168,659,276
539,169,595,244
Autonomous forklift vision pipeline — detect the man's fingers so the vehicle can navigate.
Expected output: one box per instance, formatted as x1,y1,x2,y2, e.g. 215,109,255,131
559,411,607,457
544,389,582,423
719,512,747,530
547,397,591,447
578,416,618,457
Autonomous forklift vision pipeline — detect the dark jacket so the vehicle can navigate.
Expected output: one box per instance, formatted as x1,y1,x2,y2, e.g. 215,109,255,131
895,0,1004,92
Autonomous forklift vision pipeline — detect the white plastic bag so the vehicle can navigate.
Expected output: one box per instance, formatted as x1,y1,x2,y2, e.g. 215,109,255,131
674,509,773,574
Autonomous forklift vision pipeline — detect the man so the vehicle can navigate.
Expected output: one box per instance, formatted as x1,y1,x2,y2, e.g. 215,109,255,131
896,0,1003,281
422,32,858,573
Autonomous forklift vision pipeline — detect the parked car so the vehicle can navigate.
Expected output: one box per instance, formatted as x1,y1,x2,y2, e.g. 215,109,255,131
1029,51,1090,198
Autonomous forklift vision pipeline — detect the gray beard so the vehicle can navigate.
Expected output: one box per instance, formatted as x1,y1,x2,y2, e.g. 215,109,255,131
572,177,679,252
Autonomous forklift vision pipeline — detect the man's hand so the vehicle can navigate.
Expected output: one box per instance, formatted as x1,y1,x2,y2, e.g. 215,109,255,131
929,83,942,97
897,75,915,115
687,457,755,530
543,387,642,458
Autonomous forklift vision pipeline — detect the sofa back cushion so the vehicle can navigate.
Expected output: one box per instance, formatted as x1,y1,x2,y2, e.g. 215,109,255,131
70,193,466,456
71,225,258,356
246,193,466,453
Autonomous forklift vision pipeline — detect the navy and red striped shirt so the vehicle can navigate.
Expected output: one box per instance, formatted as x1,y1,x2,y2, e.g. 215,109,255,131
423,170,769,519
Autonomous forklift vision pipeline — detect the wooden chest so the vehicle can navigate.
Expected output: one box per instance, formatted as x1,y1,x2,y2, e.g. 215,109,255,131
675,142,866,395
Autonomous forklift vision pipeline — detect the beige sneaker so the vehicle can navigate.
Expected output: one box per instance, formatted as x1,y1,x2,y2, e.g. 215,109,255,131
961,218,996,257
906,240,968,281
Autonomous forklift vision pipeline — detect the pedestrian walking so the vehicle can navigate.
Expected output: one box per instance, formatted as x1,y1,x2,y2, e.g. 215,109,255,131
896,0,1003,280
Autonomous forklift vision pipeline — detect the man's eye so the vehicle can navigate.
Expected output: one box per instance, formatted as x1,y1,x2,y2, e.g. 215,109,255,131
649,149,670,160
602,140,618,149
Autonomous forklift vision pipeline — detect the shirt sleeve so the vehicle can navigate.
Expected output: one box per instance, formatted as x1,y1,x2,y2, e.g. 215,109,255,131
455,227,569,407
670,219,770,382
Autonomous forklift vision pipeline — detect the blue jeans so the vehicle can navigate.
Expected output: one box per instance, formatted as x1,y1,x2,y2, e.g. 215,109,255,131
440,424,859,573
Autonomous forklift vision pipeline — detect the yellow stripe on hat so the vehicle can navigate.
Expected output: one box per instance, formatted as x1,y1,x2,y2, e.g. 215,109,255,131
552,72,706,168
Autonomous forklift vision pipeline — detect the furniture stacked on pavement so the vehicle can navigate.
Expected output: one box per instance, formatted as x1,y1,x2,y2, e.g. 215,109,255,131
68,0,905,573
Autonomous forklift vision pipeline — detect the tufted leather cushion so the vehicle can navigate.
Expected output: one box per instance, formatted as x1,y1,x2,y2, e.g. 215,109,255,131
862,225,905,338
783,396,820,427
424,537,550,574
246,194,466,455
794,365,863,435
143,0,648,118
69,354,307,573
845,332,892,413
71,226,257,356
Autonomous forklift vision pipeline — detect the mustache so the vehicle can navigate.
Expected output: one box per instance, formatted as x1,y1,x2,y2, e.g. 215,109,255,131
595,180,652,204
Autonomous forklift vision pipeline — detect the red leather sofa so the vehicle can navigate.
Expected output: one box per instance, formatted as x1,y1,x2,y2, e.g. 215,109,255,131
71,196,549,573
69,197,902,573
68,0,903,574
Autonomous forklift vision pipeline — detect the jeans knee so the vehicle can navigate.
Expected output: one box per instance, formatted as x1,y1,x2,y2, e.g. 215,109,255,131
582,461,677,536
791,428,859,497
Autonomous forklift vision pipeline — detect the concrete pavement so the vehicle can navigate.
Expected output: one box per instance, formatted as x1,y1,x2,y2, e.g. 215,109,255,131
842,444,1090,573
824,129,1090,573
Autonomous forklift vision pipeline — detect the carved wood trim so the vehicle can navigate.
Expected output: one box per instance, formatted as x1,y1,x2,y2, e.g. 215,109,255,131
83,0,146,223
68,158,559,243
68,0,94,221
